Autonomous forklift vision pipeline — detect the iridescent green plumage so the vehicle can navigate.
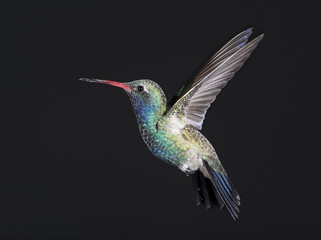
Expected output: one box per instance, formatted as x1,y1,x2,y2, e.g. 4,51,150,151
80,28,263,220
124,80,226,174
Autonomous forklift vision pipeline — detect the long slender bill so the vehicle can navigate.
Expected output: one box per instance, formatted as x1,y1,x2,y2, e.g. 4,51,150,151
79,78,131,90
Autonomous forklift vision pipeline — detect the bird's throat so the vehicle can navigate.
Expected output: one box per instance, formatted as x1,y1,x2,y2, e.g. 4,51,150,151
130,95,166,135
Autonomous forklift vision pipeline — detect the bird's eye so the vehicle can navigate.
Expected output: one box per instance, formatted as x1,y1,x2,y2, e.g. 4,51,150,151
137,86,144,92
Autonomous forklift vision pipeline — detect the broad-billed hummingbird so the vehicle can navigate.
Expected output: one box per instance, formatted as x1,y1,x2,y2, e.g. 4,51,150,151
80,28,263,220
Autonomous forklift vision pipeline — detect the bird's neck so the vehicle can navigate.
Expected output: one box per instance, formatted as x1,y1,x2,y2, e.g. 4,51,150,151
131,97,166,133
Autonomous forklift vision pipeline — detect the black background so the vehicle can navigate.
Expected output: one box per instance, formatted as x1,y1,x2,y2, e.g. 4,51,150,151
1,1,320,239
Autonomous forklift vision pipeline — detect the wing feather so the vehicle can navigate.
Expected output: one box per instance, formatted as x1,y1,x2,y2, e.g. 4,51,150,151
166,29,263,130
179,28,253,95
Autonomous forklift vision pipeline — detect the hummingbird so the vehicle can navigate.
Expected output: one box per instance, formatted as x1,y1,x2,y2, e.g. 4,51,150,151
80,28,263,220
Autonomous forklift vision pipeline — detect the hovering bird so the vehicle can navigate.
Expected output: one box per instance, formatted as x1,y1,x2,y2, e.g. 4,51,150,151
80,28,263,220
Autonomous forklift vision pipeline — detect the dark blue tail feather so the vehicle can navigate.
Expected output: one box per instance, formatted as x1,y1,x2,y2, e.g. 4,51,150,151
191,170,224,210
203,161,240,220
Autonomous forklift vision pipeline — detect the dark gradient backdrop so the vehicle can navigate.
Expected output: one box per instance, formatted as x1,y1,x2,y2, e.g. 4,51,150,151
1,1,320,239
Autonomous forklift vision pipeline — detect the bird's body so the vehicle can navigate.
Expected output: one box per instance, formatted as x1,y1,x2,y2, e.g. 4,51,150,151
80,28,263,220
125,79,217,173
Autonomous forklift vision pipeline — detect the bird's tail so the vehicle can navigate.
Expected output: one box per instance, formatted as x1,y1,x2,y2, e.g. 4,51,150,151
191,161,240,220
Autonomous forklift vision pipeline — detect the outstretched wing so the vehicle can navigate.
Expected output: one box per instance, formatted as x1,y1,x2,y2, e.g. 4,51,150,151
166,28,263,130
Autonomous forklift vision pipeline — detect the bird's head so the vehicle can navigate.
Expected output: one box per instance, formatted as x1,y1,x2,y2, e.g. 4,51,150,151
80,78,167,121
